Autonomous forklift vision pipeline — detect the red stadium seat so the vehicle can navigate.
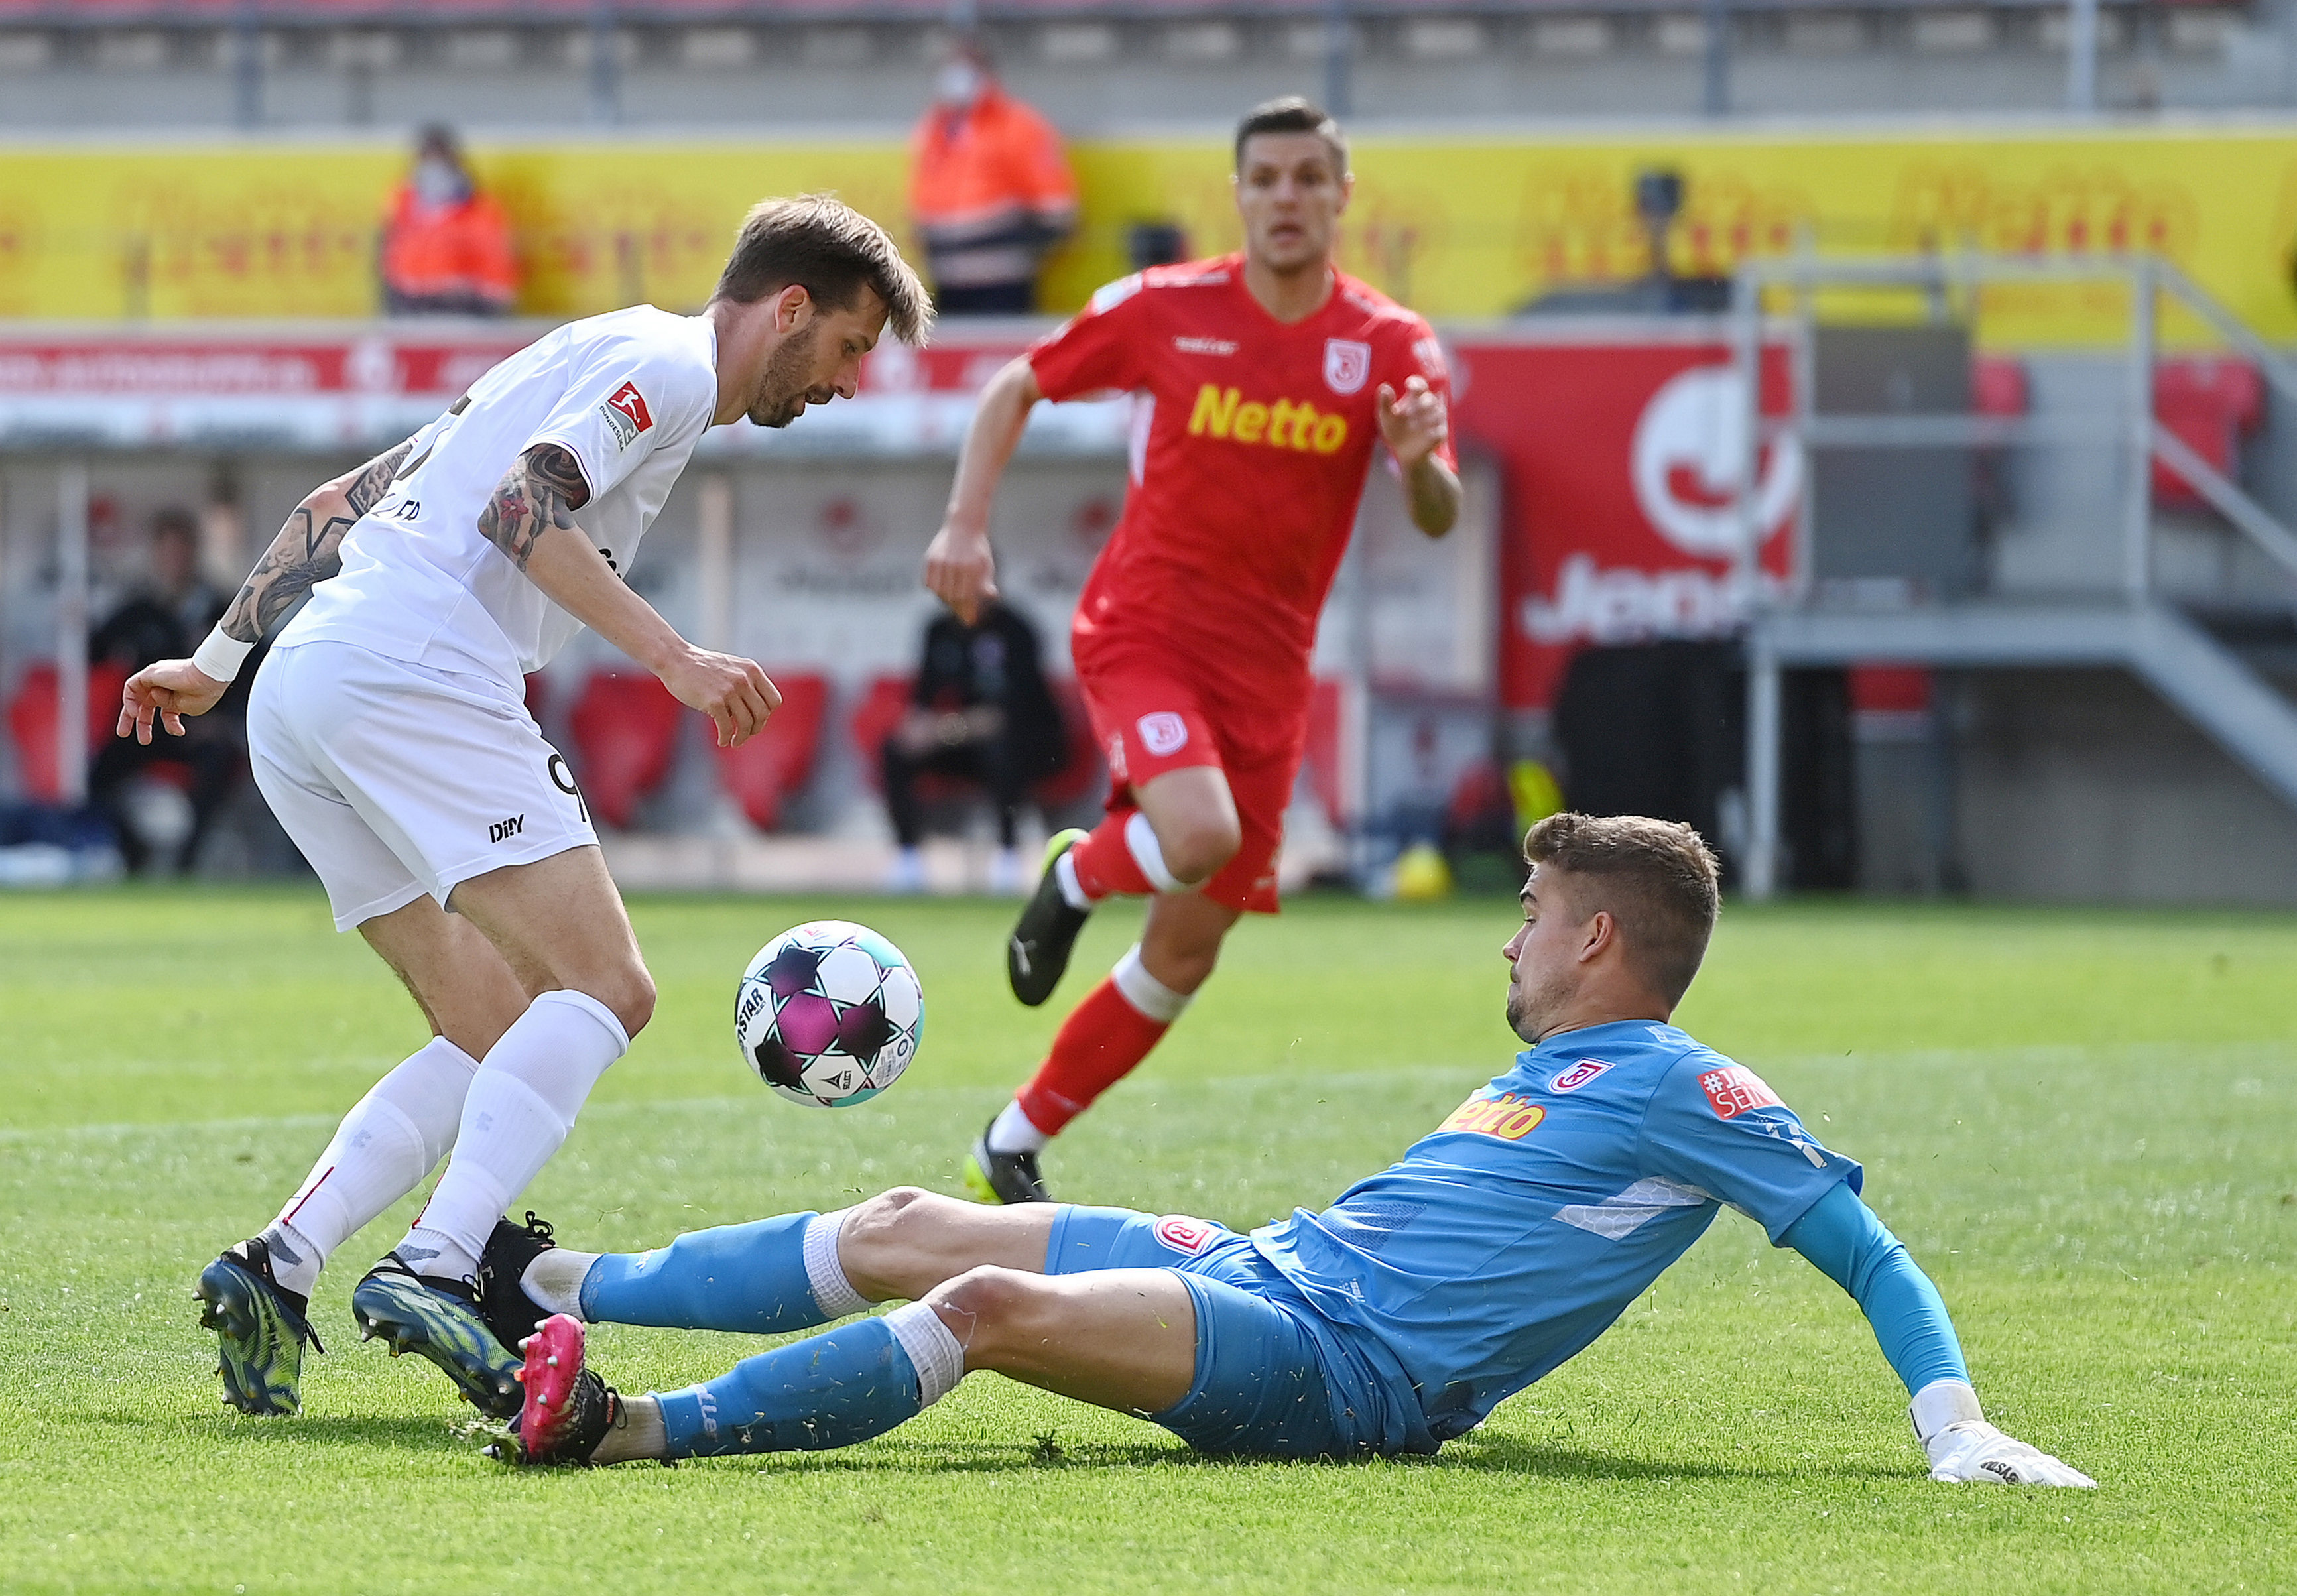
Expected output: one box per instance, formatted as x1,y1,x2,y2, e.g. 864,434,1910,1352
7,660,130,804
1971,355,2028,418
1847,664,1932,715
714,673,827,831
849,675,915,796
1034,678,1106,809
566,670,682,830
2153,357,2263,509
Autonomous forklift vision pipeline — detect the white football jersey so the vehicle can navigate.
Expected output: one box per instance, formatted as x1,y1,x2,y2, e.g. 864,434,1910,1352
282,305,719,683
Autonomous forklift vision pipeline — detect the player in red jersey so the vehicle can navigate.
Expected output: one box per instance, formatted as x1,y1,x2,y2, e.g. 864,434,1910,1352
923,97,1461,1203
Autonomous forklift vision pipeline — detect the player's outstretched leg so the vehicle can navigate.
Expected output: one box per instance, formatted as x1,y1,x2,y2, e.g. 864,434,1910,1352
1005,827,1092,1005
194,1237,324,1416
497,1262,1196,1468
477,1207,877,1339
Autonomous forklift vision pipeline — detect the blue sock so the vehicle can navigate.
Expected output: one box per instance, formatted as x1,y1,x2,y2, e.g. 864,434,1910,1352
654,1317,924,1459
580,1212,866,1334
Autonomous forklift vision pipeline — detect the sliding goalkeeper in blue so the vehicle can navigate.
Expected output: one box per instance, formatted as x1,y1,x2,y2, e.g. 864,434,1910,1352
477,813,2092,1485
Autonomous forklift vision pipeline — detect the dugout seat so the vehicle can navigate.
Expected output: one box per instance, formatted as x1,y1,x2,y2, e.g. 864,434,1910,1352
566,670,683,830
7,660,133,804
2153,356,2263,509
713,672,827,831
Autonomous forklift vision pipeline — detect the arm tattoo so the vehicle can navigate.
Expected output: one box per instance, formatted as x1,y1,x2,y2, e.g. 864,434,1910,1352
477,444,590,574
220,438,413,644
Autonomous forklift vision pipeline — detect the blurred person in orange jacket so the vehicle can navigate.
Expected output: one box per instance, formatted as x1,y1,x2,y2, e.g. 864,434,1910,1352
908,38,1078,314
379,125,519,317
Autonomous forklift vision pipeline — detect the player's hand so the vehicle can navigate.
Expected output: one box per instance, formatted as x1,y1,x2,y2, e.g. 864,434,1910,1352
1924,1422,2097,1487
115,658,227,745
923,522,999,625
660,646,780,749
1376,375,1448,471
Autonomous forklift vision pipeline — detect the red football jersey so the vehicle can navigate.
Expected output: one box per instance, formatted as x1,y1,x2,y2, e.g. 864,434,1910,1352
1028,254,1456,712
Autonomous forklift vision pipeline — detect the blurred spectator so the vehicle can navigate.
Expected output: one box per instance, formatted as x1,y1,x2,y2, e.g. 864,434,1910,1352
379,125,519,317
87,508,245,873
908,38,1077,314
883,600,1067,893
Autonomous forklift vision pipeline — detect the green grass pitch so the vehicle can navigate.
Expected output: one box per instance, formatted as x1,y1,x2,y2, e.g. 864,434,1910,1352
3,885,2294,1594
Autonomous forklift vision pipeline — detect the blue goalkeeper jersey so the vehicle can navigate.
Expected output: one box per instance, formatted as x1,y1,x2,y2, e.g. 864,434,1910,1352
1251,1020,1861,1443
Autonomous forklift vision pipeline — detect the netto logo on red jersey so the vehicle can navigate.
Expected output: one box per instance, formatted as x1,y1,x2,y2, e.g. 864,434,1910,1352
600,381,653,450
1438,1091,1546,1142
1699,1066,1783,1120
1188,385,1350,455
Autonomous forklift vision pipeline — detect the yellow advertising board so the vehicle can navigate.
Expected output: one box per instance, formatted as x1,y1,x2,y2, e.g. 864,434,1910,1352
2,121,2296,345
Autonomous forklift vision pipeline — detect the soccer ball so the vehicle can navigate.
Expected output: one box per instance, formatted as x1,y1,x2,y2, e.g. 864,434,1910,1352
735,920,923,1108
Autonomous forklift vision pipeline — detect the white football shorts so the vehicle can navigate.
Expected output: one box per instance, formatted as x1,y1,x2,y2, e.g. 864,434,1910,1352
249,639,597,931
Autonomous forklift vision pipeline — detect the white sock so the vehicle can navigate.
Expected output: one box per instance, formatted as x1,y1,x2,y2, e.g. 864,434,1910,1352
884,1301,967,1406
1111,944,1193,1024
252,1221,323,1300
986,1099,1051,1156
802,1208,871,1318
399,990,628,1281
260,1036,480,1296
520,1247,602,1319
1124,811,1186,893
1054,850,1093,912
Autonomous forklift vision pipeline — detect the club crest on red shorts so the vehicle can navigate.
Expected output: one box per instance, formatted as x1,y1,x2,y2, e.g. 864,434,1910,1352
1137,711,1188,757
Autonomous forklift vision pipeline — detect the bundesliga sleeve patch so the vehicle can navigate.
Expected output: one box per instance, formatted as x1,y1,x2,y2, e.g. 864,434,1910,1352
601,381,654,450
1698,1065,1784,1120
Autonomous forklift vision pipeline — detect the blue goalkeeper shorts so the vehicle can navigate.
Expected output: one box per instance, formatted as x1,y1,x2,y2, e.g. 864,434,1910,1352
1044,1205,1432,1459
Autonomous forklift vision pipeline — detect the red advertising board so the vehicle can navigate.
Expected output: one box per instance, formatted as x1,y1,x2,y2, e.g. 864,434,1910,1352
1449,330,1799,711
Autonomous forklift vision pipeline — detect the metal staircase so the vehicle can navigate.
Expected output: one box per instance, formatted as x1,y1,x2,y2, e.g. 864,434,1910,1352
1731,254,2297,898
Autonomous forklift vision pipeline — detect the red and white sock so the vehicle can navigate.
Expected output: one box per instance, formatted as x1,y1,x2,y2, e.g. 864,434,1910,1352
1064,812,1184,906
399,991,627,1282
257,1036,481,1298
1008,945,1194,1140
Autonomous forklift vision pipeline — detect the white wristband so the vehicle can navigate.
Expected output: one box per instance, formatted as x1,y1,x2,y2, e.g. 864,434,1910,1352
190,626,255,684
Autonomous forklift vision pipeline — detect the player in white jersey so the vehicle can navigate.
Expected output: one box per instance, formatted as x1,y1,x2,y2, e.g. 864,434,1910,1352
115,196,932,1419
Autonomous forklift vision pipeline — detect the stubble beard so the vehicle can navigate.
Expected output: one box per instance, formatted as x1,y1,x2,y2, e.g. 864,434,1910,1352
748,322,824,429
1505,963,1570,1044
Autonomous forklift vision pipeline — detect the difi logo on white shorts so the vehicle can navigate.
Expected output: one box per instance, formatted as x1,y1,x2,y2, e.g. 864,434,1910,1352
1136,712,1189,757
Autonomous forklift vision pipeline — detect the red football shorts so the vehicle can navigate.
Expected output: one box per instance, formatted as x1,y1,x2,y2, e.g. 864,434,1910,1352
1075,651,1305,916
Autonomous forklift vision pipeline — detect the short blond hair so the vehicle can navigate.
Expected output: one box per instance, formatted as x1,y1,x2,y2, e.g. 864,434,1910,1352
714,194,934,347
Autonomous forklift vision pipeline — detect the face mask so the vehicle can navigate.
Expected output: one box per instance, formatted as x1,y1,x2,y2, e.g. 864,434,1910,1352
412,157,467,207
934,62,983,108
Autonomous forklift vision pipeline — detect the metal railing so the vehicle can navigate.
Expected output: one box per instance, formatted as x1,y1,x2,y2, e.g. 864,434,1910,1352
1729,249,2297,898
